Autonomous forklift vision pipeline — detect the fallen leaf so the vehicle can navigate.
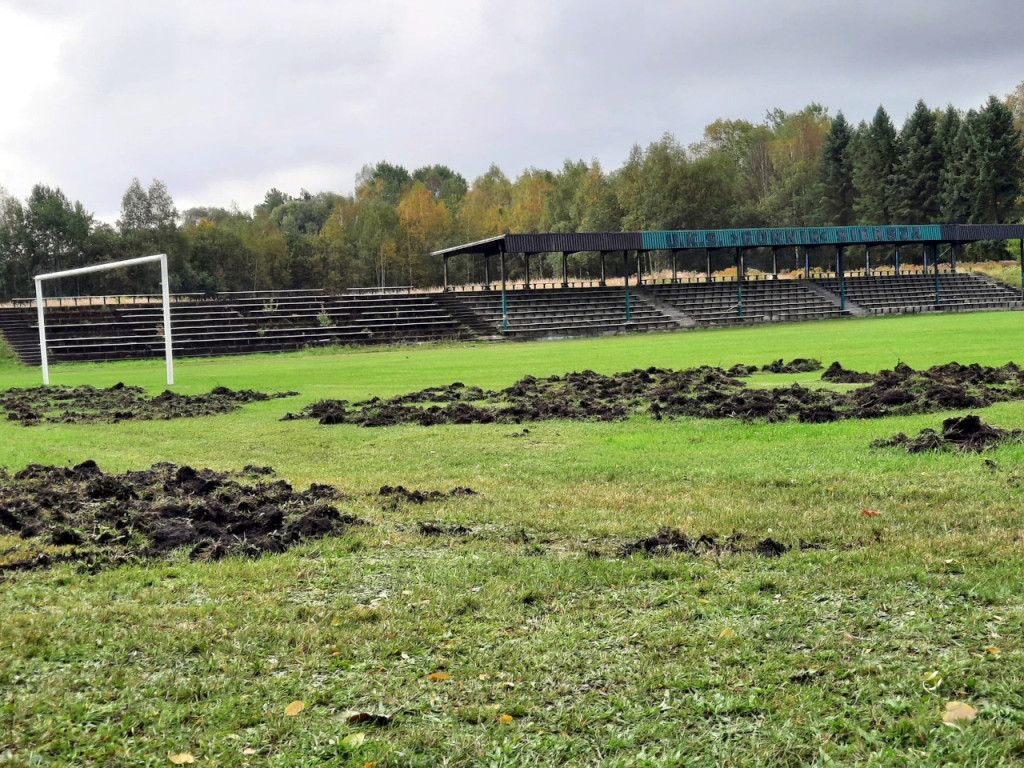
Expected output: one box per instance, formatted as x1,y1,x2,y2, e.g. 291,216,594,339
284,700,306,716
342,733,366,748
860,509,880,517
478,673,489,681
498,714,514,723
719,627,736,640
330,617,341,626
341,710,392,726
427,672,451,681
986,645,1002,655
242,748,258,755
168,753,195,765
942,701,977,725
363,763,377,768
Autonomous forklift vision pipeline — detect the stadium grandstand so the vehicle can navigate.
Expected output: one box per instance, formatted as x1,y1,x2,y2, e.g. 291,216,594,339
1,224,1023,366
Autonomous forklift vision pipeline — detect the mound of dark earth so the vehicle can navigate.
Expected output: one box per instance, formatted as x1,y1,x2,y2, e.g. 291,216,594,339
619,528,802,558
282,361,1024,427
820,362,876,383
0,461,369,572
379,484,478,506
760,358,822,374
1,384,299,425
873,414,1023,453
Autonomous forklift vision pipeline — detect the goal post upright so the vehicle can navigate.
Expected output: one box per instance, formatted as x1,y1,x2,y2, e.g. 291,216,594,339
34,253,174,386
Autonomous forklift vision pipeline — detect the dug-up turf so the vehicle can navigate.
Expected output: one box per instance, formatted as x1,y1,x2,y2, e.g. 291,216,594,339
873,414,1024,453
1,383,299,425
282,361,1024,427
618,528,816,558
0,462,482,572
0,461,368,572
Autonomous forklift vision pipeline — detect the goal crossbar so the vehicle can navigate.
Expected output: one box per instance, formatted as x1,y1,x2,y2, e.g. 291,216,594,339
34,253,174,386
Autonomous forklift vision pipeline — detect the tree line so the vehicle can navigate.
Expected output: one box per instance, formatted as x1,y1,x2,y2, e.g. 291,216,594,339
1,87,1022,299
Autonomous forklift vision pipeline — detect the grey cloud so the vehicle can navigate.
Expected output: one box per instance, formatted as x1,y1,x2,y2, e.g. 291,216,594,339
5,0,1023,219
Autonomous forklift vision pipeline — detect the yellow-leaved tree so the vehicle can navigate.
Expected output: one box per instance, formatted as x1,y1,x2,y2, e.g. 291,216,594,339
397,182,451,287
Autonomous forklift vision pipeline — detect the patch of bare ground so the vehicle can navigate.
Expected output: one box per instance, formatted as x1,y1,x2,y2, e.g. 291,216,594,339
1,384,299,425
872,414,1023,453
282,361,1024,427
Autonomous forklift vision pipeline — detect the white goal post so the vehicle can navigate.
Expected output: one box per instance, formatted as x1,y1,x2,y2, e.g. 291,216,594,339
34,253,174,386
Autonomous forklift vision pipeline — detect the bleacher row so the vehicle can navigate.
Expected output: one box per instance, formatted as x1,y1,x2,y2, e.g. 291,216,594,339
0,272,1020,365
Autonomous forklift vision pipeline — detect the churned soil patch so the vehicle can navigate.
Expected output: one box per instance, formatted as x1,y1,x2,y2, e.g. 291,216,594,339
378,485,478,505
282,361,1024,427
872,414,1023,453
760,358,822,374
1,384,299,425
618,529,794,558
0,462,369,572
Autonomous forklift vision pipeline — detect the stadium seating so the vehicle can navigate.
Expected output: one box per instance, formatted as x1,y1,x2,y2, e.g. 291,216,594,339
0,291,472,364
811,272,1024,314
644,279,850,325
436,287,677,339
0,272,1020,367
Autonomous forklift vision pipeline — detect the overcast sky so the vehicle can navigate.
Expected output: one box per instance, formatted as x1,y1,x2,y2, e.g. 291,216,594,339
2,0,1023,222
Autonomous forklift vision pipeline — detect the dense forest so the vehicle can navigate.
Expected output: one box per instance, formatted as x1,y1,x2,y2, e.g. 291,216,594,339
2,89,1023,299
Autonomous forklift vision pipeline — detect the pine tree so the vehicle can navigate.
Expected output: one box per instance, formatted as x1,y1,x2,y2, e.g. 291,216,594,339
893,100,942,222
969,95,1023,223
937,107,967,221
818,111,855,225
852,106,899,223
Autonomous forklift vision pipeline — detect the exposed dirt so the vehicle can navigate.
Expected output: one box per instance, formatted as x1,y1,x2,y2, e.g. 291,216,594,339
820,362,876,383
1,384,299,425
760,358,822,374
378,485,478,506
618,528,794,558
872,414,1023,453
282,361,1024,427
0,462,372,572
417,521,473,536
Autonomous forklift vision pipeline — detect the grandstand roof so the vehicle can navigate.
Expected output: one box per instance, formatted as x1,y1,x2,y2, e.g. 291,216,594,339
433,224,1024,258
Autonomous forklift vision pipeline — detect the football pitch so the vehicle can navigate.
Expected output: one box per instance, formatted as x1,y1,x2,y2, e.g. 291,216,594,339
2,311,1024,767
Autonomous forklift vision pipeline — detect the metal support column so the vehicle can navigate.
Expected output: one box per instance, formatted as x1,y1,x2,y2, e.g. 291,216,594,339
500,249,508,330
624,251,632,321
443,256,448,291
923,244,930,275
804,246,810,279
561,251,568,288
524,253,530,289
951,242,958,273
636,251,643,286
671,250,678,283
865,245,871,276
837,245,845,311
483,255,490,289
771,247,778,279
705,249,712,282
894,245,900,275
736,247,743,318
599,251,606,287
933,245,941,306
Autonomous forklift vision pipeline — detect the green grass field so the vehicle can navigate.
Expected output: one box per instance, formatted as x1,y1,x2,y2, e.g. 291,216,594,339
3,312,1024,767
